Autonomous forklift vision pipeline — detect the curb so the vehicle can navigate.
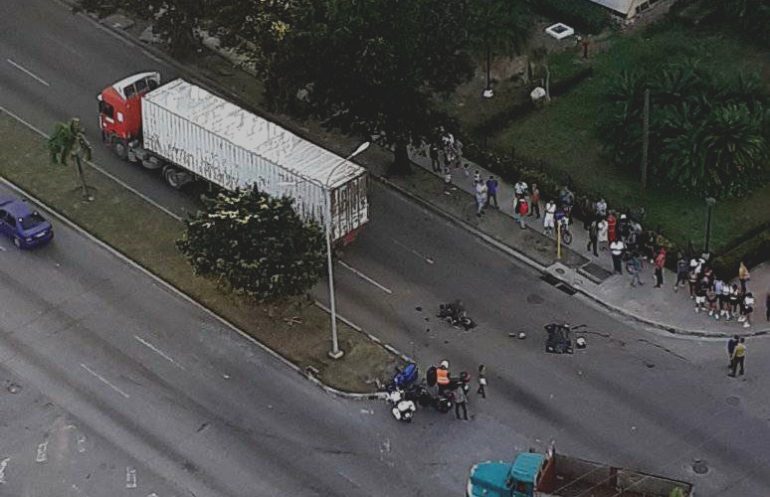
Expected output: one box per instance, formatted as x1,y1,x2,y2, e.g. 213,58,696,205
378,170,770,340
0,175,384,400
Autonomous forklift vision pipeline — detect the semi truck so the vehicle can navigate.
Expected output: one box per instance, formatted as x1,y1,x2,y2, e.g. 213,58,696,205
467,445,694,497
97,72,369,243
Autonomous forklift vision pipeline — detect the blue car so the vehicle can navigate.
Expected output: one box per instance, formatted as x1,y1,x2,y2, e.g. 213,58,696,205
0,198,54,249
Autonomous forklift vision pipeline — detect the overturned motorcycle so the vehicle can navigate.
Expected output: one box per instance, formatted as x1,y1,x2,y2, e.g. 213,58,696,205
437,300,477,331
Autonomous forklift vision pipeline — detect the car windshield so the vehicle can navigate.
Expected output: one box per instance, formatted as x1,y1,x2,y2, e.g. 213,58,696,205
20,213,46,230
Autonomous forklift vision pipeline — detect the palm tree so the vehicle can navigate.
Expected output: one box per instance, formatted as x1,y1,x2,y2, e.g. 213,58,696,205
48,118,93,200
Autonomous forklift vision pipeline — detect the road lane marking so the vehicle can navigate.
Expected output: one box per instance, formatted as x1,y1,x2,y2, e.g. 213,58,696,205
126,466,137,488
338,261,392,294
135,335,185,370
6,59,50,87
0,457,9,483
80,363,130,399
392,238,434,264
36,442,47,462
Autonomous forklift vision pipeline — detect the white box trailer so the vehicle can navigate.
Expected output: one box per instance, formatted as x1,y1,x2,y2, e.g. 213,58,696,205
140,79,369,242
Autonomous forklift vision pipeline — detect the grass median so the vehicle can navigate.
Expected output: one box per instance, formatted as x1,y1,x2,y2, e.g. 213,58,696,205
0,112,400,394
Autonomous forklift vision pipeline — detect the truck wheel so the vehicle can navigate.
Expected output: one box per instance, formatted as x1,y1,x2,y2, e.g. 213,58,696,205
164,167,184,189
112,138,128,160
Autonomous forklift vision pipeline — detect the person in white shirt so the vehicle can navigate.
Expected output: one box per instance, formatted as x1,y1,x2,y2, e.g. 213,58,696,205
543,200,556,235
597,217,609,251
514,180,528,197
475,181,487,217
610,239,626,274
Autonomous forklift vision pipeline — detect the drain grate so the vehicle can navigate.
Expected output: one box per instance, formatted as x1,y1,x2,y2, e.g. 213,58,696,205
540,274,577,296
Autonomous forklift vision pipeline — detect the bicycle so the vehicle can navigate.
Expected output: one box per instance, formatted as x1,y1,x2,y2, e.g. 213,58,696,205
557,216,572,245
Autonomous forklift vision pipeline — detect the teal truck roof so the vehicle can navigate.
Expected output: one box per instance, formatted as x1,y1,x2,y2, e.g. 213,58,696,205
511,453,545,483
467,454,546,497
467,462,510,497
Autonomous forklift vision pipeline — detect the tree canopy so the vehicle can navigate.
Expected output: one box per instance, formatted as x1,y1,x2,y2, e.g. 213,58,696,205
215,0,475,173
176,187,326,301
598,62,770,198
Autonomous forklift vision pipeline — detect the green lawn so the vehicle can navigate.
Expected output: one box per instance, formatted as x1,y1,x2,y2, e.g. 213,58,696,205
485,23,770,252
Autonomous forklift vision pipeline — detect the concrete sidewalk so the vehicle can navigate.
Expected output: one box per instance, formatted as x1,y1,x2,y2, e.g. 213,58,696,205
401,146,770,338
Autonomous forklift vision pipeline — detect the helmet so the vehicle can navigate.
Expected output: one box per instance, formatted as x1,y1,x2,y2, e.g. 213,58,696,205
439,360,449,369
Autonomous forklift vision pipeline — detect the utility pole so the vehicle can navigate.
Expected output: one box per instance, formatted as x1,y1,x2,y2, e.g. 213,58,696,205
641,88,650,192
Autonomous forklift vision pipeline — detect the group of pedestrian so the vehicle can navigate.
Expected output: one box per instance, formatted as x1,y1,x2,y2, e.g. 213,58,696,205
436,361,488,421
683,258,758,329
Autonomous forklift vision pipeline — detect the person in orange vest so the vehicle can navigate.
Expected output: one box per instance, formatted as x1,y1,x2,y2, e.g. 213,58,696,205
436,360,451,393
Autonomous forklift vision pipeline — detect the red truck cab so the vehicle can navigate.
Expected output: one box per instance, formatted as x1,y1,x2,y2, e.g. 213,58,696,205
97,72,160,158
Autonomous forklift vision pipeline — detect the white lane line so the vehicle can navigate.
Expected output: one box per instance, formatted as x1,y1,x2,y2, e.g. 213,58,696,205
126,466,137,488
35,442,47,463
6,59,50,87
134,335,185,370
0,457,9,483
392,238,434,264
338,261,392,295
80,363,130,399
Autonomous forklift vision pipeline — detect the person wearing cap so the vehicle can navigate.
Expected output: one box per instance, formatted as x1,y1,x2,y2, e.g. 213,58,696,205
436,360,451,393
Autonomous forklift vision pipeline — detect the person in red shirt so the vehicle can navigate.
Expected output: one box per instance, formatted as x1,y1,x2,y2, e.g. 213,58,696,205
606,212,617,243
654,247,667,288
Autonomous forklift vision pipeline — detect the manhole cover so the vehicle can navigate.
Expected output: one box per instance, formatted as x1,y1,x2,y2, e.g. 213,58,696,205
692,459,709,475
555,267,566,275
7,383,21,394
527,294,545,304
726,396,741,406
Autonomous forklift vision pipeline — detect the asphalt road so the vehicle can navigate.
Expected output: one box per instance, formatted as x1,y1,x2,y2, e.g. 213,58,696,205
1,1,770,496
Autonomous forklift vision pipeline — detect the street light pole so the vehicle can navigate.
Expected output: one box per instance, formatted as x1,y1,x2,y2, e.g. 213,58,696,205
703,197,716,257
325,141,370,359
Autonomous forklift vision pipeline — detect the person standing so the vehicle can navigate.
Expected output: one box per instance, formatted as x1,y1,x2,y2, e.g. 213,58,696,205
475,181,487,217
429,143,441,172
543,200,556,236
607,212,617,243
477,364,487,399
729,284,741,320
514,196,528,229
706,285,718,317
727,335,739,368
729,338,746,377
486,176,499,209
473,170,482,184
674,253,688,292
595,198,607,218
453,384,469,420
529,184,541,218
629,252,643,287
720,281,732,319
738,261,750,293
742,292,755,328
597,217,609,252
587,219,599,257
653,247,666,288
514,180,529,198
610,238,625,275
694,278,708,313
443,167,453,194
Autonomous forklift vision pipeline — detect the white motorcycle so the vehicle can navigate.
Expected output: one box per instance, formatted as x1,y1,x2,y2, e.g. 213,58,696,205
386,389,416,423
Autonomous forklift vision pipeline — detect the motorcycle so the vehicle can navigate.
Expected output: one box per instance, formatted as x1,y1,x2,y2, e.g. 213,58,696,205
437,301,477,331
386,388,416,423
544,323,586,354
